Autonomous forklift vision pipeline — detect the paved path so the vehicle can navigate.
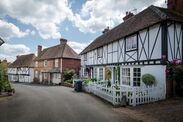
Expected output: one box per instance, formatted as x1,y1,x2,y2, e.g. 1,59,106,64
0,83,136,122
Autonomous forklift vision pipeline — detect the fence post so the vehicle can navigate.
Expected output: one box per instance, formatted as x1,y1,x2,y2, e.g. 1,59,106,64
132,87,136,106
112,87,115,105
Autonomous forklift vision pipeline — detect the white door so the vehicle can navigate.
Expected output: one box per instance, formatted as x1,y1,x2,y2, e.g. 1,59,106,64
52,73,61,84
40,72,42,82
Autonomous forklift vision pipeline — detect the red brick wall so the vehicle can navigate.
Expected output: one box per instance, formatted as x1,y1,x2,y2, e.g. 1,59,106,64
62,58,81,74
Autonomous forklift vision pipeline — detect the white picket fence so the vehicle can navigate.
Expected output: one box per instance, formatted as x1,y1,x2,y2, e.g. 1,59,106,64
83,83,165,106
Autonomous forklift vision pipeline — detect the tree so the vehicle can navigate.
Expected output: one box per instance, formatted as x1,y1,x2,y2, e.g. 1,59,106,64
0,62,11,93
0,63,5,92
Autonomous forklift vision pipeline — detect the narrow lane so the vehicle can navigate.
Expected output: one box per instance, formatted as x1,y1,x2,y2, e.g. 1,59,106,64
0,83,136,122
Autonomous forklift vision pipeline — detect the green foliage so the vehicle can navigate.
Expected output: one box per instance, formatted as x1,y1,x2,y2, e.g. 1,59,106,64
0,63,12,92
83,79,92,84
63,69,75,81
91,78,97,82
142,74,156,86
64,80,73,84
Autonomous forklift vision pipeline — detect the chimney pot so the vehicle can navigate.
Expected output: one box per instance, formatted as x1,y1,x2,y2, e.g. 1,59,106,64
123,11,134,22
102,26,110,34
60,38,67,45
37,45,42,56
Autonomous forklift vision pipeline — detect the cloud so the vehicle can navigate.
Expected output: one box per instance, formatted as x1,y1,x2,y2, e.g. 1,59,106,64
67,41,88,54
0,0,73,39
72,0,166,33
0,19,28,39
0,43,31,62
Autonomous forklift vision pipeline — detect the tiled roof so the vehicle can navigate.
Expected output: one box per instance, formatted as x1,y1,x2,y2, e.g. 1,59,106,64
9,54,35,68
80,5,183,54
35,43,80,61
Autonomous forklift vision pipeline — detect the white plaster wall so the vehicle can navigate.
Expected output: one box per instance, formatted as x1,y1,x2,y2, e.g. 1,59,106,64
112,42,118,63
167,23,182,61
118,39,125,62
8,68,17,74
141,65,166,95
138,24,162,60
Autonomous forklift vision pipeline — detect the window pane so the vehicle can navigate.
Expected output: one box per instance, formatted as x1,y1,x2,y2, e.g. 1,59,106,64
133,68,141,87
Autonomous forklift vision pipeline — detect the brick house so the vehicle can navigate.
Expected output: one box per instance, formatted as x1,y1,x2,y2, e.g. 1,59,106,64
34,38,80,84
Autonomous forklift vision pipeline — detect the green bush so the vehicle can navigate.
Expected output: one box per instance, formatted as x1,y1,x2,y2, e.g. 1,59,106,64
83,79,92,84
0,63,12,92
142,74,156,86
63,69,75,81
64,80,73,84
91,78,97,82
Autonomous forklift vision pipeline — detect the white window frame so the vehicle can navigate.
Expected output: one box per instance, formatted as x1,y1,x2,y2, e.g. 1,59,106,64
121,67,141,87
44,60,48,67
93,67,98,79
97,48,103,58
55,59,59,67
35,71,38,78
35,61,38,67
98,67,104,81
126,35,137,51
44,73,47,79
121,68,131,86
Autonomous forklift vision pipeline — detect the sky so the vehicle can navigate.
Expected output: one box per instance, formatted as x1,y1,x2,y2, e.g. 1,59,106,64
0,0,166,62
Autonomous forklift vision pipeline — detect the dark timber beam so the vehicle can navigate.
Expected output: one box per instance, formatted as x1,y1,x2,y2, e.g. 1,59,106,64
161,21,168,64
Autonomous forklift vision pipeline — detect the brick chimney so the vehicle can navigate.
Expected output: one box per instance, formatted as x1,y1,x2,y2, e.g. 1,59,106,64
102,26,110,34
123,11,134,21
37,45,42,56
60,38,67,45
168,0,183,14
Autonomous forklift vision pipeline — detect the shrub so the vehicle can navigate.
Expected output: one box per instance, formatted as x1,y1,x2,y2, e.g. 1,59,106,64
64,80,73,84
142,74,156,86
63,69,75,81
91,78,97,82
0,63,12,92
83,79,92,84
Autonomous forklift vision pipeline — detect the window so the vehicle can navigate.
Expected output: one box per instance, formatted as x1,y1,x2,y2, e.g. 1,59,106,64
121,68,130,86
99,67,104,80
93,68,98,79
84,54,87,61
97,48,103,58
133,68,141,86
35,61,38,67
44,60,48,67
54,73,59,79
35,71,38,78
44,73,47,79
126,35,137,51
83,68,88,77
55,59,59,67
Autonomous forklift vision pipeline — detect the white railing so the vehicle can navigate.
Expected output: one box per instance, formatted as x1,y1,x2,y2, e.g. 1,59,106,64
83,82,165,106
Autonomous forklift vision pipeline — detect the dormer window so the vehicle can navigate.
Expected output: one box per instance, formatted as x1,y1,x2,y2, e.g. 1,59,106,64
126,35,137,51
44,60,48,67
97,48,103,58
55,59,59,67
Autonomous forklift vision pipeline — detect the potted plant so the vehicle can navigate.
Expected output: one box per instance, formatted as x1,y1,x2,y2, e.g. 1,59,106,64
142,74,156,86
